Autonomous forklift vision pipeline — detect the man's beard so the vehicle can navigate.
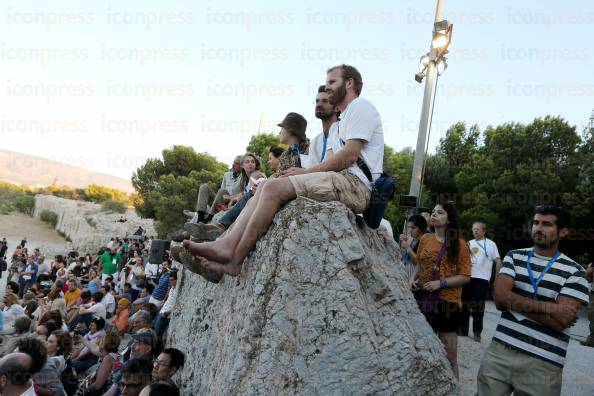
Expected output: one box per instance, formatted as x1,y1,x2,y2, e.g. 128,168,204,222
532,232,558,248
328,82,347,105
315,109,335,120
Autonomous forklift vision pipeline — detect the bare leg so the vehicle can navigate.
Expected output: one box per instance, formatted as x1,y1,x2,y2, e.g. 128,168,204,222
202,178,296,275
439,332,459,380
183,185,264,263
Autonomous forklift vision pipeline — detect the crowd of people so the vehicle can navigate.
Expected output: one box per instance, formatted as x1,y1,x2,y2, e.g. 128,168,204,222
171,64,590,396
1,64,592,396
0,236,183,396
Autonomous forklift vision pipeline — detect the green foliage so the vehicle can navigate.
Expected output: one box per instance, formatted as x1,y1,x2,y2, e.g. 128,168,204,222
424,116,589,257
245,133,286,176
40,210,59,228
101,199,127,214
0,182,35,214
132,146,228,237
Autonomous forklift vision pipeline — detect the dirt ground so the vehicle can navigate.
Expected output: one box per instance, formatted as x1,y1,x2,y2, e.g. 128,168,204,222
0,212,68,257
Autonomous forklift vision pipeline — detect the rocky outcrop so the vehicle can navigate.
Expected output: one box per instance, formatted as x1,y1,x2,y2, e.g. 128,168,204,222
32,195,155,253
167,197,457,395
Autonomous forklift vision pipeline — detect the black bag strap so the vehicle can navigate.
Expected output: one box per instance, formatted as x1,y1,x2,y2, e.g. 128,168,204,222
357,158,373,182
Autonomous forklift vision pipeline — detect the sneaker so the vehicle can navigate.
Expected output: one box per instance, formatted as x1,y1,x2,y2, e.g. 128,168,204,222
182,209,196,219
184,222,225,241
170,246,222,284
473,334,481,343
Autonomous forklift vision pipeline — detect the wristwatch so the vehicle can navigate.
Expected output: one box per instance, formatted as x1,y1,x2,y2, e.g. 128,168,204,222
439,279,447,289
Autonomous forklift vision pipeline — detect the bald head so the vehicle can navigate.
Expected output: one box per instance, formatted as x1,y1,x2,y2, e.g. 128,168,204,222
0,352,33,386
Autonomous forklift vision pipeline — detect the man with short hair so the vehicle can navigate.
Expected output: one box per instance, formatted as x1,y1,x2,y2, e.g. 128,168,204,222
459,221,502,342
64,279,81,309
152,348,185,382
183,64,384,279
477,205,589,396
305,85,340,168
18,256,38,298
154,271,178,338
102,283,117,318
68,291,107,331
184,155,242,224
100,246,122,282
104,358,153,396
0,352,36,395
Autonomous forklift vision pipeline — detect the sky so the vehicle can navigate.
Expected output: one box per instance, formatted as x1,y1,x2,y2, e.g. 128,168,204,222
0,0,592,181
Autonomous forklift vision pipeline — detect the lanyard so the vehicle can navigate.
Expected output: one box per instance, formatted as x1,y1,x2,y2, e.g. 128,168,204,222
402,249,409,267
292,143,301,155
478,239,488,258
320,134,328,162
526,249,560,299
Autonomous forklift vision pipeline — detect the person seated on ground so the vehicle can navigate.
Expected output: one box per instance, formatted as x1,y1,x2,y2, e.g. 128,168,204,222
139,381,180,396
5,281,19,296
75,330,123,396
15,337,48,388
131,283,154,310
66,289,92,325
185,153,264,234
37,309,65,332
104,358,153,396
0,293,26,335
129,256,146,302
68,292,106,331
186,115,309,243
114,282,133,304
146,264,170,309
0,352,37,395
34,329,72,396
0,316,32,357
39,288,67,321
71,317,106,373
35,320,59,339
183,155,243,225
112,298,131,334
151,347,184,383
65,278,81,307
153,271,178,338
87,269,102,294
101,284,117,319
182,64,384,280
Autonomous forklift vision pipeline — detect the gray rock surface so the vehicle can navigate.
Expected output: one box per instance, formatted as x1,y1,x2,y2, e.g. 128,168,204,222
32,194,155,252
167,197,457,395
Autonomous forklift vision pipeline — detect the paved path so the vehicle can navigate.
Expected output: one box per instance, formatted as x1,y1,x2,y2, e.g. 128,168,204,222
459,301,594,395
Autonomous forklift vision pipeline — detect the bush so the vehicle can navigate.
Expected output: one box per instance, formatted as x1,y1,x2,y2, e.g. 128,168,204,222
40,210,58,228
14,195,35,214
101,199,127,214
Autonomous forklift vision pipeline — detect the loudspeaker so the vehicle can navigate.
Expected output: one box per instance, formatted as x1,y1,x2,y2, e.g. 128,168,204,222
149,239,170,264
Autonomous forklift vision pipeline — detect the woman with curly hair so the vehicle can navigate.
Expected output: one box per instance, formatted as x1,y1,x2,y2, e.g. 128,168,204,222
35,329,73,396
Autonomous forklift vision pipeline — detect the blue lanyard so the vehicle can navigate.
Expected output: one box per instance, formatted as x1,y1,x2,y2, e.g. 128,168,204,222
402,249,409,267
526,249,560,299
320,134,328,162
478,239,488,258
292,143,301,155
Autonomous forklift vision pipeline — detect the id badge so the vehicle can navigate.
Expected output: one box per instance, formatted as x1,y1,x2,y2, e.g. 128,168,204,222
112,259,117,264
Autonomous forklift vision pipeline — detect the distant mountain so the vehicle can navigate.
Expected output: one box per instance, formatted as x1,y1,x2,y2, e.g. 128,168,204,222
0,149,134,193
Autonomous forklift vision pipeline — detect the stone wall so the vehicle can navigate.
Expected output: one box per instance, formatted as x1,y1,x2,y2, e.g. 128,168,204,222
32,194,155,253
167,198,457,395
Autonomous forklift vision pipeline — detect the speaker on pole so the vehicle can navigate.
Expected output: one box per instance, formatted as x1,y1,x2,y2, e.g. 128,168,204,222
149,239,170,264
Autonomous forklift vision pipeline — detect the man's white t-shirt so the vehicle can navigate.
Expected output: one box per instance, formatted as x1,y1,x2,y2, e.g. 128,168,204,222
327,97,384,189
101,292,116,315
468,238,500,281
306,131,329,168
89,302,107,320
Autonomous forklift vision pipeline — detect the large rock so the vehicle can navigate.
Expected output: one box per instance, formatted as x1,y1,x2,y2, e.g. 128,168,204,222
32,194,155,253
168,197,457,395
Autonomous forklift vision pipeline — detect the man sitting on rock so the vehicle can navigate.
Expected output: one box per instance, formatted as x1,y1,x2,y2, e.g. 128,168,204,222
182,64,384,279
183,155,242,225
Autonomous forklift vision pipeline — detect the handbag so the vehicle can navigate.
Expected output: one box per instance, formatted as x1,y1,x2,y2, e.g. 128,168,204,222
414,243,447,320
356,158,395,229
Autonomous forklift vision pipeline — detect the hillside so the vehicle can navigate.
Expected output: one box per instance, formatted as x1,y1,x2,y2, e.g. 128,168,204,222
0,149,133,193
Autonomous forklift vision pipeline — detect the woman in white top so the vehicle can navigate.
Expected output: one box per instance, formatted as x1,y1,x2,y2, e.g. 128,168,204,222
34,329,72,396
0,293,25,335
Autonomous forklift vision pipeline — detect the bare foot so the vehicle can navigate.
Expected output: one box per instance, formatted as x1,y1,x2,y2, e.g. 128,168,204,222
183,239,232,263
200,256,243,277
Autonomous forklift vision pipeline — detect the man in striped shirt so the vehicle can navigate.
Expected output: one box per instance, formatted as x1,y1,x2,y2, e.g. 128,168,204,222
477,205,589,396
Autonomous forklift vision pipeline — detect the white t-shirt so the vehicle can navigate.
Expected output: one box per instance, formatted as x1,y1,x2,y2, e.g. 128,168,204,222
468,238,501,281
378,218,394,239
327,97,384,189
145,262,160,279
306,131,329,168
88,302,107,320
101,292,116,315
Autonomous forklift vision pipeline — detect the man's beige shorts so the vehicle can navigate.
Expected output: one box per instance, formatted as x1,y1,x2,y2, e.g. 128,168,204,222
288,170,370,214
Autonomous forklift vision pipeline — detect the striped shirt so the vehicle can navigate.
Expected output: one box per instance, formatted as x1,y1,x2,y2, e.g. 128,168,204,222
493,248,589,367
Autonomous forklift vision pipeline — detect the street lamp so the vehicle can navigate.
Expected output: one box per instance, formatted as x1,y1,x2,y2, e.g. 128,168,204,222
405,0,453,214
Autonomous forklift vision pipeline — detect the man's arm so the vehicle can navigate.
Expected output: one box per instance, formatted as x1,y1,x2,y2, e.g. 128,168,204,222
282,139,364,176
493,274,578,330
494,258,503,274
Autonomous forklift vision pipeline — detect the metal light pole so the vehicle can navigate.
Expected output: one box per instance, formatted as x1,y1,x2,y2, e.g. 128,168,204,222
407,0,450,213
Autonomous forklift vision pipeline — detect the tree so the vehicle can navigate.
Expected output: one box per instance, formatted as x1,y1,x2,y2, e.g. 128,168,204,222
132,146,228,237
